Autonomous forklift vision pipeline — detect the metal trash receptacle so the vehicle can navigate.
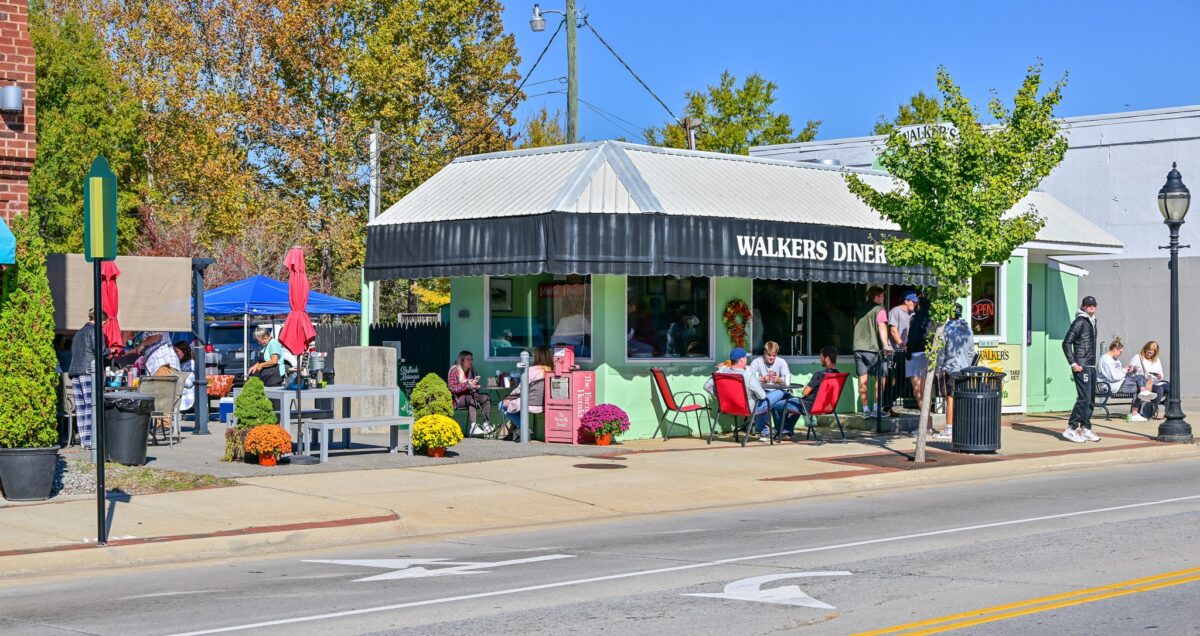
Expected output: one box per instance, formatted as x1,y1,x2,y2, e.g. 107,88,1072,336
104,392,155,465
951,367,1006,453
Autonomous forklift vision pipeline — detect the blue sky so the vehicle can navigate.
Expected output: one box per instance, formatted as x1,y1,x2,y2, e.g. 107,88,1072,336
499,0,1200,143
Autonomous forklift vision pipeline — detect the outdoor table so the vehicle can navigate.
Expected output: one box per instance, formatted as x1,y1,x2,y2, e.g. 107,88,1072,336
761,383,805,392
264,384,412,461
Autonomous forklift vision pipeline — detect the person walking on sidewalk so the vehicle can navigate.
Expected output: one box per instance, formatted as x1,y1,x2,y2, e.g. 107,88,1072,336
853,286,892,418
1062,296,1099,442
68,309,107,450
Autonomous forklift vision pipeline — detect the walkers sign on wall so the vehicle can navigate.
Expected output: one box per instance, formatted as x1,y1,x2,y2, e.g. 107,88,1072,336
977,344,1023,408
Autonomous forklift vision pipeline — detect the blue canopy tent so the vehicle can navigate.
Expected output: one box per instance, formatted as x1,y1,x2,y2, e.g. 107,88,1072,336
197,275,360,376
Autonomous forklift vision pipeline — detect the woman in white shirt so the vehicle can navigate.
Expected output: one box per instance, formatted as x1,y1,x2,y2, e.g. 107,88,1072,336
1131,340,1168,419
1097,337,1157,422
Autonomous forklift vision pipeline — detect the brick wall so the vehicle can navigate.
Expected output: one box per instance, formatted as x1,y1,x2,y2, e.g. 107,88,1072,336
0,0,34,224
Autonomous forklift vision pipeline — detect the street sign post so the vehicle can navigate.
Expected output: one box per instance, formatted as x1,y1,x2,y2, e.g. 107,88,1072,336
84,156,117,546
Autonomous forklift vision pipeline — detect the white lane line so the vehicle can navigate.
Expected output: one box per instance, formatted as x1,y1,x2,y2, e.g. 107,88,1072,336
166,494,1200,636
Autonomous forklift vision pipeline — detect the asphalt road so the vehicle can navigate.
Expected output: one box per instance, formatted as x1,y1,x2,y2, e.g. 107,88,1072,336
3,459,1199,635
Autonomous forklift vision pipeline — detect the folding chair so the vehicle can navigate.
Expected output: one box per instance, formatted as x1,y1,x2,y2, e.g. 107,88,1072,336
139,375,181,446
710,373,772,447
650,368,711,441
796,372,849,444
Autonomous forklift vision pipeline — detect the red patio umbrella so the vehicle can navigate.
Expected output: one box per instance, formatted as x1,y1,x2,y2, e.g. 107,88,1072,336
100,261,123,348
278,247,316,357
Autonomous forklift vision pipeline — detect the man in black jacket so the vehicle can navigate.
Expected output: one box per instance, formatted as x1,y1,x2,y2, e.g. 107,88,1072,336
1062,296,1099,442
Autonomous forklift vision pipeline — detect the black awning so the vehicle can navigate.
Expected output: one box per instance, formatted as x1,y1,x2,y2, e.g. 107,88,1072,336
365,212,933,286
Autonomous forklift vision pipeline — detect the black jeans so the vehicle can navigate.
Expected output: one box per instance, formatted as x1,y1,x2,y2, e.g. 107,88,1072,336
1069,369,1093,429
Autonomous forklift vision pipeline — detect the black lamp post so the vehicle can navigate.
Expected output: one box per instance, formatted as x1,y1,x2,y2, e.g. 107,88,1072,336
1157,163,1192,443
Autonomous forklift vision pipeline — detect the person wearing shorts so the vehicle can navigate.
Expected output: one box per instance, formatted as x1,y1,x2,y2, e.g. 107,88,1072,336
852,286,892,417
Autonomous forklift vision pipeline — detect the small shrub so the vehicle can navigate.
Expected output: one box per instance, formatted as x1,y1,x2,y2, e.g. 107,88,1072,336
234,377,277,428
243,425,292,459
580,404,631,438
411,414,463,451
410,373,453,421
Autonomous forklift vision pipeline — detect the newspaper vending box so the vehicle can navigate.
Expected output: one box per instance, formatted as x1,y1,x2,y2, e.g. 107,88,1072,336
544,346,595,444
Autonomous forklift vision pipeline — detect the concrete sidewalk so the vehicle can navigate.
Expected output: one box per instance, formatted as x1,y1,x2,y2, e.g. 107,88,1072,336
2,407,1197,580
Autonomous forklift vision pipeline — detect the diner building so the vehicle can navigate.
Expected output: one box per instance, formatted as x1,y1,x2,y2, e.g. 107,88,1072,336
365,141,1121,439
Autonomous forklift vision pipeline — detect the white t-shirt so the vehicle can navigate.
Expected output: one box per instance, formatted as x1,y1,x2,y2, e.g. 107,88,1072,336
1131,354,1164,382
1097,354,1127,392
749,356,791,384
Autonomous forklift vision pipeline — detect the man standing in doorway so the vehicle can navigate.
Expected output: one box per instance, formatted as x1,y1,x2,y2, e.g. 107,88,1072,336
852,286,892,417
1062,296,1099,442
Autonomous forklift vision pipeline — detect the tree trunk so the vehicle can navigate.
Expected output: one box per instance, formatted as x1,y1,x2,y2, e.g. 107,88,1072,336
914,327,945,463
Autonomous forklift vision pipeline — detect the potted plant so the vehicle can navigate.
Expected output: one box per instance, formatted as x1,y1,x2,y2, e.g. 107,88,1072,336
580,404,631,446
243,425,292,466
0,214,62,500
410,373,453,420
222,377,279,462
411,414,463,457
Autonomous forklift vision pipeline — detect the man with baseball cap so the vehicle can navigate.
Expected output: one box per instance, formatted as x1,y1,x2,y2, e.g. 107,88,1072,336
704,346,771,442
886,291,922,423
1062,295,1099,442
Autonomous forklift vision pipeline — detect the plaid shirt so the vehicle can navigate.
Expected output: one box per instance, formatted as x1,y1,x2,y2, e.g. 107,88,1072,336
145,339,180,375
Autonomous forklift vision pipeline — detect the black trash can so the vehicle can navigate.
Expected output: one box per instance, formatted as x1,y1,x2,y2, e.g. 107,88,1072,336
104,392,154,465
951,367,1006,453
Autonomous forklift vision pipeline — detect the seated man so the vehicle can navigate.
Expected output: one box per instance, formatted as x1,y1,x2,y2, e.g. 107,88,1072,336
749,341,795,436
703,347,771,442
1097,336,1158,423
782,346,840,437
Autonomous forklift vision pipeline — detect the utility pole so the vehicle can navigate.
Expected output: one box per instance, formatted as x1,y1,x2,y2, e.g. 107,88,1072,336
684,117,701,150
565,0,578,143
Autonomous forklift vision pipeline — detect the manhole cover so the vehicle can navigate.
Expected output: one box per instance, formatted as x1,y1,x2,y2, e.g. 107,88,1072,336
573,463,627,470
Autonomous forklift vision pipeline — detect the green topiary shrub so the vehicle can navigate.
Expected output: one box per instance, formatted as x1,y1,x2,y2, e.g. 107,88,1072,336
0,214,60,449
234,377,278,428
410,373,453,421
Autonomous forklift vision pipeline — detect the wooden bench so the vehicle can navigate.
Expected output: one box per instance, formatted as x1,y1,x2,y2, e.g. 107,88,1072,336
300,416,414,462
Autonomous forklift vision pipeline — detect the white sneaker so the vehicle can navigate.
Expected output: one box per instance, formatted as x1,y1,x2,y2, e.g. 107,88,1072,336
1138,390,1157,402
1128,414,1149,423
469,422,482,436
933,428,952,440
1080,428,1101,442
1062,427,1086,443
759,430,772,443
863,406,877,418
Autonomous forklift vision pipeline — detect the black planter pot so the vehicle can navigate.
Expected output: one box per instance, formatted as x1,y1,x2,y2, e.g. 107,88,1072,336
0,447,60,501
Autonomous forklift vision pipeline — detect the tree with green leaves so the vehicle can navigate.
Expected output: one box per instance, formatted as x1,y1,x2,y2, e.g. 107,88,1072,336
0,213,60,449
646,70,819,154
845,64,1067,462
872,90,940,136
517,106,567,149
29,3,145,254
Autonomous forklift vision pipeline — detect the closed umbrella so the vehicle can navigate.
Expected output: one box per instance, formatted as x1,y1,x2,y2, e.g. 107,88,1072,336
278,247,316,356
100,261,123,348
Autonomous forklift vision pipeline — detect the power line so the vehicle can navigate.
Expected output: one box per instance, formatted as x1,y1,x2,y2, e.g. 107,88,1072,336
584,20,679,124
577,97,648,143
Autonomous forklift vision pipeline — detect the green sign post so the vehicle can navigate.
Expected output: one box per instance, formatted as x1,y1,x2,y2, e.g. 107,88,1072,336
84,156,117,546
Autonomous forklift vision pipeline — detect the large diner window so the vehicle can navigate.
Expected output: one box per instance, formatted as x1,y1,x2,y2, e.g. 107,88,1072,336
486,274,592,359
970,265,1000,337
753,281,883,356
626,276,711,359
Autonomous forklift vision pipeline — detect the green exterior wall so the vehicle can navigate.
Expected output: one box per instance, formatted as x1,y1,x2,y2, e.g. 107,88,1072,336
1025,263,1080,412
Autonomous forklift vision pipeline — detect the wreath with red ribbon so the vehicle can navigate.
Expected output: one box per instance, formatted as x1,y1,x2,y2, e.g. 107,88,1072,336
722,299,752,349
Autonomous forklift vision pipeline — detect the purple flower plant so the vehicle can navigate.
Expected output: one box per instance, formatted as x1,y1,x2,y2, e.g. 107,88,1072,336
580,403,631,438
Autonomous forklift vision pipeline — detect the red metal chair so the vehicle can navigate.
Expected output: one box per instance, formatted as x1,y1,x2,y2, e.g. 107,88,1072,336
710,372,772,447
796,372,849,443
650,368,711,441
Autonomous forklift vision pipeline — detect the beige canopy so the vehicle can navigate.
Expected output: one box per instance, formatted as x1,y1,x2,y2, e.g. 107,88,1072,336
48,254,192,333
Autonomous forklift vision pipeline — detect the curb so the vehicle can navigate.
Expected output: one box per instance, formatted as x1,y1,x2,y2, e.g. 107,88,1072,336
2,441,1196,582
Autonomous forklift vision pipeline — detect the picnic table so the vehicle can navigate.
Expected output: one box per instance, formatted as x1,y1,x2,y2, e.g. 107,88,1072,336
264,384,413,462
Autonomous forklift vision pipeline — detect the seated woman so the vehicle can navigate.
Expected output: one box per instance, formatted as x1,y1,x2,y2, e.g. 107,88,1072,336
1097,337,1158,422
498,346,553,441
1131,340,1169,420
174,340,196,412
448,350,493,436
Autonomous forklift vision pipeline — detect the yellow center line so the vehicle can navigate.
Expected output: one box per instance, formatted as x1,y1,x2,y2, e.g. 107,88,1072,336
855,566,1200,636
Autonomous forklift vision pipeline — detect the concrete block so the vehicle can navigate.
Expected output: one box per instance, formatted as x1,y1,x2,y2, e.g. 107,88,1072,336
333,346,397,421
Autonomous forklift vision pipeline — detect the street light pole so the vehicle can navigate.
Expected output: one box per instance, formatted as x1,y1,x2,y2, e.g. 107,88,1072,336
531,3,578,143
1156,163,1191,443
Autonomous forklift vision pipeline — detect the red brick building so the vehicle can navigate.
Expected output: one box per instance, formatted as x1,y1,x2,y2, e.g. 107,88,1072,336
0,0,35,225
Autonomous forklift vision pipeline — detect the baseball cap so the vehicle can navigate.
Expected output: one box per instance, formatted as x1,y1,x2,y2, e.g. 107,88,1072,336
1081,295,1098,307
729,347,748,363
904,291,919,303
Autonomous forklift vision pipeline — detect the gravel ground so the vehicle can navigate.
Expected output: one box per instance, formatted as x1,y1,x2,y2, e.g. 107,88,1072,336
53,457,95,496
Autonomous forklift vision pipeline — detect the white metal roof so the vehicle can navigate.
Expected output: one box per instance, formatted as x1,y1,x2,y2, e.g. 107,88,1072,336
371,140,1121,250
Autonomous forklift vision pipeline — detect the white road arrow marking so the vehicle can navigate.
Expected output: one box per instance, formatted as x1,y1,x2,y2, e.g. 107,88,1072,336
306,554,575,581
683,571,852,608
